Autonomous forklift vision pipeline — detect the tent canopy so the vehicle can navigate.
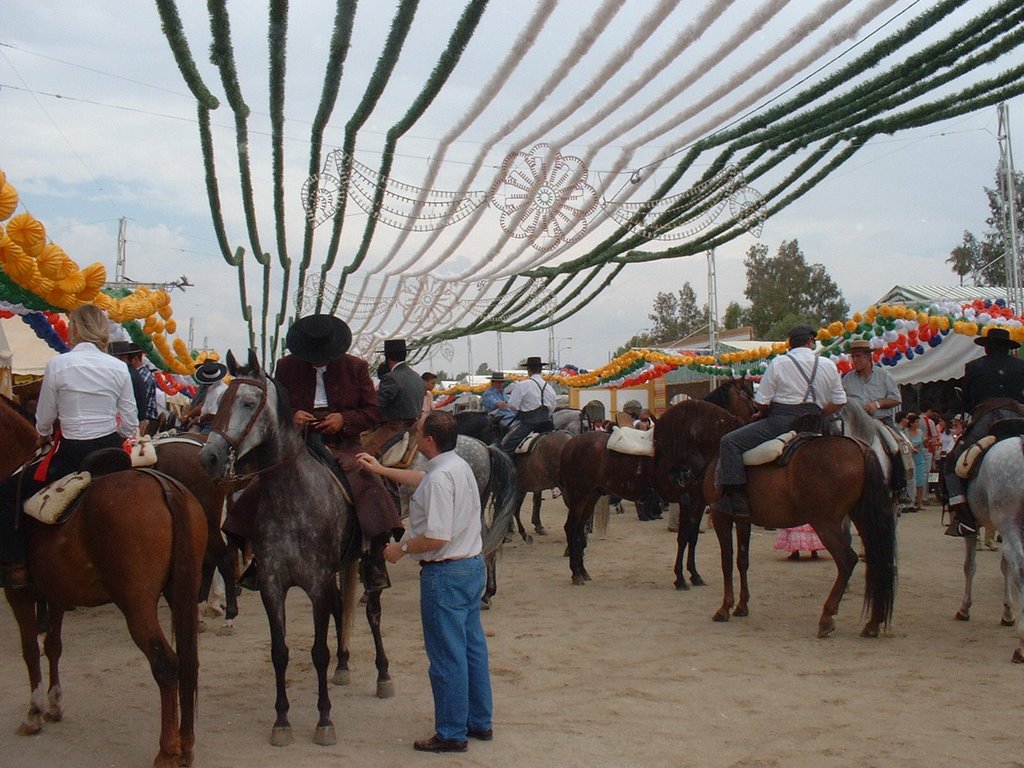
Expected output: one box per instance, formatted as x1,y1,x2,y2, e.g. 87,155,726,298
0,317,58,376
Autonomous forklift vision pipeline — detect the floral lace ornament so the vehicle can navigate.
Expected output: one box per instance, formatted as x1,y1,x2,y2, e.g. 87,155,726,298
490,144,599,252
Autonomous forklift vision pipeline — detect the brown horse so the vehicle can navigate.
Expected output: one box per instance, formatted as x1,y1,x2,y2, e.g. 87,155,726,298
513,430,574,539
656,399,897,638
0,396,208,767
150,433,246,630
560,380,756,586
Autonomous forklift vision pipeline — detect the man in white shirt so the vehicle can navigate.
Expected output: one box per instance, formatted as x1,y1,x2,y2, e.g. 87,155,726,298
357,412,494,753
713,325,847,517
499,356,557,455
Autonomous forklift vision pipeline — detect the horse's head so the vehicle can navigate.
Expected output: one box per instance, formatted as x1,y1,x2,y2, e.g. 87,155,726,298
704,378,757,423
199,349,284,479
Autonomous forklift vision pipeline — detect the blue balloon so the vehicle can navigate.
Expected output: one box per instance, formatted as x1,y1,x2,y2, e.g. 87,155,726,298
928,335,941,347
916,344,925,354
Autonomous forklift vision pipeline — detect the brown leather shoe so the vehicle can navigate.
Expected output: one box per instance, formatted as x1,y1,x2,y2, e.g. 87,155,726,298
413,735,467,753
467,727,493,741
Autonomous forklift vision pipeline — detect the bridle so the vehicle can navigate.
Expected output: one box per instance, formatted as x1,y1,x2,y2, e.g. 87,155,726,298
208,376,304,483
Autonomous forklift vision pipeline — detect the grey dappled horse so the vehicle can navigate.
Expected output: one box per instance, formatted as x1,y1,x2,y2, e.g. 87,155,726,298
957,437,1024,663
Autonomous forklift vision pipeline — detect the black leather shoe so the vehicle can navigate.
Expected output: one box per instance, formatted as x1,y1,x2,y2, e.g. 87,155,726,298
467,728,493,741
413,735,468,752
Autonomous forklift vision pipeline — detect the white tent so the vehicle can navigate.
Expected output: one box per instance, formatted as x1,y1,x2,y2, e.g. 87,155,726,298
887,333,983,386
0,316,58,377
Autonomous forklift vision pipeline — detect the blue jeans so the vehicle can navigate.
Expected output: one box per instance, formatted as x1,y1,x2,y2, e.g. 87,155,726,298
419,555,493,741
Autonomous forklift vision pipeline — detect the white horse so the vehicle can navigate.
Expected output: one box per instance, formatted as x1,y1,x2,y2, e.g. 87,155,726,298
957,436,1024,663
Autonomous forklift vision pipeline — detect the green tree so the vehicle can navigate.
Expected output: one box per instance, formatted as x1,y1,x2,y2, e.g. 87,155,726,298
743,239,848,338
612,332,653,357
646,282,708,343
475,361,491,375
948,169,1024,286
722,301,746,329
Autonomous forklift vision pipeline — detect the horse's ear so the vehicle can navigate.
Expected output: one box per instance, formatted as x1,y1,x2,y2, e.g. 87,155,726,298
247,348,262,376
226,350,240,376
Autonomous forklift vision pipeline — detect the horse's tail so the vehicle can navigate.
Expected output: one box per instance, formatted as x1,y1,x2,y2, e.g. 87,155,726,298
160,474,201,746
482,446,518,557
854,450,897,630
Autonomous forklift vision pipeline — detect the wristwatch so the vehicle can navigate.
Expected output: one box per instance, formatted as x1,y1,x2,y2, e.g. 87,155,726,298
400,541,409,554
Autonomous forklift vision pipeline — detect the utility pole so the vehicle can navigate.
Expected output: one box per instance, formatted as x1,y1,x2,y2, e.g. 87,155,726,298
496,331,503,372
707,248,719,390
102,217,193,294
998,103,1021,313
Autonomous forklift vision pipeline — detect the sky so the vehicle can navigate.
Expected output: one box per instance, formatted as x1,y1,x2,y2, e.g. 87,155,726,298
2,1,1023,378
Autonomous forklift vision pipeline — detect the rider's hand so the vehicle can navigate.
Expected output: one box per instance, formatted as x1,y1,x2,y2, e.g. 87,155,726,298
355,452,381,473
294,410,317,426
315,412,344,435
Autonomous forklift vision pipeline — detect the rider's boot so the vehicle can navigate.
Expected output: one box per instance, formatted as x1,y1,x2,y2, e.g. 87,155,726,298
944,502,977,537
711,485,751,518
360,552,391,592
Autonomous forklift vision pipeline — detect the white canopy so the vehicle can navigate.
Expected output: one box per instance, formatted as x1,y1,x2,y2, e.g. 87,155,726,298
886,332,983,386
0,316,59,377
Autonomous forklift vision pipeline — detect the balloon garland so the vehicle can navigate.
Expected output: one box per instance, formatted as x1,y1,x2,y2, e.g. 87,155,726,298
0,169,205,374
434,298,1024,395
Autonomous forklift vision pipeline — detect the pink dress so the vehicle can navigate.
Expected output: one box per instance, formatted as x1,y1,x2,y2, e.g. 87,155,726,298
773,524,825,553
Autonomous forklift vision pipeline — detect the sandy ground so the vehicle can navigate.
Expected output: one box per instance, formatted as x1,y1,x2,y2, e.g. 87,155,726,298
1,499,1022,768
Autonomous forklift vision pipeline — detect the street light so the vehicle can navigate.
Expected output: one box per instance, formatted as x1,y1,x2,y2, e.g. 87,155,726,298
557,338,573,367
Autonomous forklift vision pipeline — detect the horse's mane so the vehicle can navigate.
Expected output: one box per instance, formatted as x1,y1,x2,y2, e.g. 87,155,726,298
654,399,741,458
0,392,36,425
838,401,880,441
703,379,742,409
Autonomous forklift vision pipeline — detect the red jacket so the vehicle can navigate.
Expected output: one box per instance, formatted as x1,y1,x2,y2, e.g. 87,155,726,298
273,353,381,449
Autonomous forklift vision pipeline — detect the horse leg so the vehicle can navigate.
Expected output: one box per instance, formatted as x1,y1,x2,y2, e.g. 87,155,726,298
733,520,752,617
332,562,357,686
482,552,497,609
1000,553,1015,627
120,600,184,767
363,587,395,698
531,492,547,536
6,588,48,735
956,535,979,621
1000,529,1024,662
711,513,736,622
813,523,859,637
564,495,595,585
260,588,293,746
672,523,689,591
685,514,705,586
512,491,532,544
310,585,336,746
42,604,65,723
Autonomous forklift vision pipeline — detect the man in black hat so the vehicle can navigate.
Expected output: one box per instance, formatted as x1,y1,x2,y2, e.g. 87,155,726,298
361,339,425,456
499,356,557,455
274,314,403,590
712,324,847,517
109,339,154,427
943,327,1024,536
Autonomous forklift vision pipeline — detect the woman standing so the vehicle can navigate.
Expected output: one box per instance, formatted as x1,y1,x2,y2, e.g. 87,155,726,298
903,412,928,510
0,304,138,588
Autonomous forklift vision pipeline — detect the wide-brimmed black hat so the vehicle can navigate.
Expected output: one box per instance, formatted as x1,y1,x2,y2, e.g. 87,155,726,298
382,339,407,360
525,356,543,368
194,360,228,385
286,314,352,364
108,340,142,357
975,327,1020,350
490,371,506,381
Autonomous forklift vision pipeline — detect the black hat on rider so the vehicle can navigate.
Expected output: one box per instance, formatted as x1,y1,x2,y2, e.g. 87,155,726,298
975,327,1020,351
382,339,408,362
525,356,544,370
194,360,228,385
286,314,353,364
108,340,143,358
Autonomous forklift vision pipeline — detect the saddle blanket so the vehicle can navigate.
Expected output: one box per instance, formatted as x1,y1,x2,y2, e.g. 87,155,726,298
743,431,798,466
24,471,92,524
379,431,419,469
515,432,547,454
128,433,158,467
607,426,654,456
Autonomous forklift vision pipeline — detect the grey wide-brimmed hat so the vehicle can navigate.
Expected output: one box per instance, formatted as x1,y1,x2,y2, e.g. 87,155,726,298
194,360,228,385
286,314,353,364
975,327,1020,350
490,371,506,381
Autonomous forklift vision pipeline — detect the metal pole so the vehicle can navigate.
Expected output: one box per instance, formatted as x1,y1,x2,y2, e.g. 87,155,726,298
707,248,719,389
998,103,1021,314
496,331,503,372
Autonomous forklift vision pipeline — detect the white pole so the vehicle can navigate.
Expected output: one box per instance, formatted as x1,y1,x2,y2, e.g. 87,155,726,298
998,103,1021,314
707,248,719,389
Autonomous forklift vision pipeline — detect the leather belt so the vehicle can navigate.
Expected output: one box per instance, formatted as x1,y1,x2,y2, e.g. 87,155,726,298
420,555,479,567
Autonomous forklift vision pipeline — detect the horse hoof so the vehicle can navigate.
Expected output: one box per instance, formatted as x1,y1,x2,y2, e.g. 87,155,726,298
43,709,62,723
314,724,337,746
690,574,706,587
216,621,236,637
1001,617,1015,627
332,668,351,686
178,748,194,767
376,679,395,699
17,718,42,736
582,570,591,582
954,611,970,622
733,606,749,618
674,579,690,591
860,623,880,638
534,527,547,536
524,534,534,545
270,726,293,747
1012,648,1024,664
712,610,730,623
571,575,586,586
201,603,223,619
817,619,836,638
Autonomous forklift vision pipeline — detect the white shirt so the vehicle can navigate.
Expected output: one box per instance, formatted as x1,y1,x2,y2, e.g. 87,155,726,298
200,379,229,417
408,450,482,562
508,373,557,414
313,365,328,409
36,342,139,440
754,346,846,409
